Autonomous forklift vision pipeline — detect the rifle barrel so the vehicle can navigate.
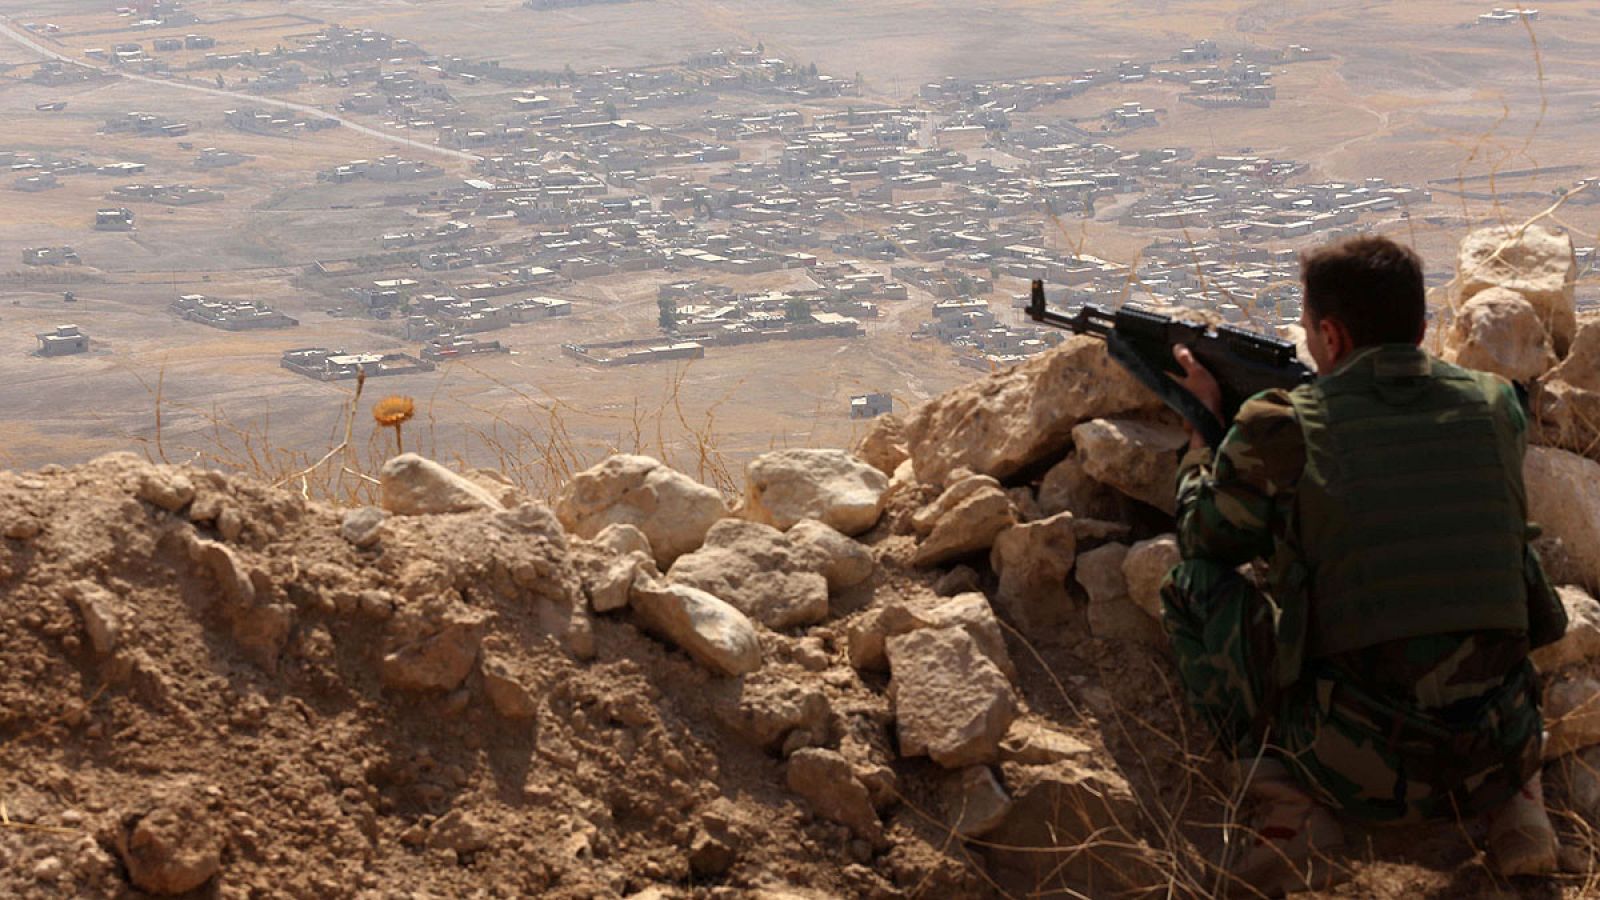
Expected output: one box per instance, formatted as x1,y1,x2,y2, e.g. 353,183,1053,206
1026,279,1113,336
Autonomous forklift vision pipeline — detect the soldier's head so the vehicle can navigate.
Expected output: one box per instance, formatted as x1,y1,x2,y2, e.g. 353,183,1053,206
1299,235,1426,373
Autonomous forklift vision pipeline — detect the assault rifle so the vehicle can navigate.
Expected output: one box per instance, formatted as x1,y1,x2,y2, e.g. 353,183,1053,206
1027,279,1315,448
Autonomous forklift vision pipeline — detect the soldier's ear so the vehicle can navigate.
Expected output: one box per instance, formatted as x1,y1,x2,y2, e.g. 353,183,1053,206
1318,315,1354,363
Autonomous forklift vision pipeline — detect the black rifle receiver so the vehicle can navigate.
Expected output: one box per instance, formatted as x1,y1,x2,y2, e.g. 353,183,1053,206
1026,279,1314,448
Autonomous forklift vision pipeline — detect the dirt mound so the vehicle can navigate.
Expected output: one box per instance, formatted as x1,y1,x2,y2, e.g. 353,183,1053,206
5,301,1600,898
0,453,988,899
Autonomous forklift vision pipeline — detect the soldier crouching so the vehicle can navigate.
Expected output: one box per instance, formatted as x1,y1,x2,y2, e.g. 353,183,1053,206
1161,234,1568,895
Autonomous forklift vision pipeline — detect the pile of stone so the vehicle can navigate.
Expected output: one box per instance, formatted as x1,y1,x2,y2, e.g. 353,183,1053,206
1446,224,1600,595
1445,225,1600,864
348,359,1177,888
337,225,1599,893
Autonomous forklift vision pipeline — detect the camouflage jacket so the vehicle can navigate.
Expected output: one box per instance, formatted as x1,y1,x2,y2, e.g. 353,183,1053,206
1173,364,1555,710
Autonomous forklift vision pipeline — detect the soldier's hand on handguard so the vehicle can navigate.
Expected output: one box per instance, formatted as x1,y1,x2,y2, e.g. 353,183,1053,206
1171,345,1225,451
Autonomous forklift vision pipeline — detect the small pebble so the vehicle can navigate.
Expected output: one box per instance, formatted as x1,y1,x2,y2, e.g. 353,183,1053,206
32,856,63,882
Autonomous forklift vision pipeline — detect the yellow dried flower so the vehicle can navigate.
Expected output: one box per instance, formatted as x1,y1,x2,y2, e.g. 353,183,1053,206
372,396,415,428
372,395,415,455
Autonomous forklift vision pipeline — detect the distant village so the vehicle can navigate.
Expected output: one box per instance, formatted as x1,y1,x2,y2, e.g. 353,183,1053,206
16,7,1593,420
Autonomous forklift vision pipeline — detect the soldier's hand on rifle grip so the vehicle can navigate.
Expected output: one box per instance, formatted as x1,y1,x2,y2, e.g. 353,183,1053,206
1172,345,1224,450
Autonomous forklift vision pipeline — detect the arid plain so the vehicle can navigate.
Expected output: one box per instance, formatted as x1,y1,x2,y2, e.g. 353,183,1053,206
2,0,1598,491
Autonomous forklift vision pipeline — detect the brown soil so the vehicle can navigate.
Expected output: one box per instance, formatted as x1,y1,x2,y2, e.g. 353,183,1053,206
0,451,1593,899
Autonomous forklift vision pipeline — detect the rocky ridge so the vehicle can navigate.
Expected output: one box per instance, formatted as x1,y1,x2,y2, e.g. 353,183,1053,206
2,227,1599,898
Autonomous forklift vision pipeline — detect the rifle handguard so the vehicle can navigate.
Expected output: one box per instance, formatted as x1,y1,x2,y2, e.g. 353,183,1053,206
1106,332,1229,448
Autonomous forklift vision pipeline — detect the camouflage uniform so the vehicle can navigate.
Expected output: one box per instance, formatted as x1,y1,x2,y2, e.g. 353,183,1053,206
1162,357,1564,824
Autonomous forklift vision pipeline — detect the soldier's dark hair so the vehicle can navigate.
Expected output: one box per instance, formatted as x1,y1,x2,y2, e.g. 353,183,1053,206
1299,235,1426,347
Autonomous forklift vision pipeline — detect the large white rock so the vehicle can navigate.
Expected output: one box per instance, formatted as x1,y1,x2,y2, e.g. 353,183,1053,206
912,474,1001,536
1076,542,1163,645
480,653,539,719
1121,535,1181,620
668,520,831,629
848,591,1016,680
629,579,762,677
340,506,387,548
716,673,832,751
913,481,1016,568
380,607,491,692
187,537,254,607
1456,224,1578,357
1074,543,1129,606
1535,317,1600,458
593,523,653,559
380,454,505,516
989,512,1076,631
743,448,888,536
585,551,654,614
984,758,1152,891
69,581,124,655
556,455,728,568
902,335,1160,485
1525,447,1600,594
1444,287,1559,383
887,625,1018,768
1037,451,1128,521
1070,418,1187,515
1532,587,1600,672
786,518,875,591
117,796,224,895
785,748,883,844
854,413,910,475
137,468,195,512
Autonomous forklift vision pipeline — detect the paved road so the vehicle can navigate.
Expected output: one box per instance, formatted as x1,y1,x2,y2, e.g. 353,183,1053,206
0,16,482,167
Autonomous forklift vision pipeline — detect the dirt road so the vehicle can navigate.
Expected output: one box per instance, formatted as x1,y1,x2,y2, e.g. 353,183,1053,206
0,16,482,167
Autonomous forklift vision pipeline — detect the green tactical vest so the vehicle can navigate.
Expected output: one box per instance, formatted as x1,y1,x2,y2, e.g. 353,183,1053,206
1282,345,1529,660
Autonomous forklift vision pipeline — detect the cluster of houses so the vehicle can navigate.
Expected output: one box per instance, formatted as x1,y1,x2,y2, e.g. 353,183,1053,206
27,21,1491,380
22,246,82,267
658,278,876,333
5,151,154,193
1115,161,1430,242
319,156,446,184
918,296,1064,369
30,61,107,87
224,107,340,136
280,347,434,381
401,293,572,342
1478,7,1539,25
94,208,135,231
194,148,254,169
265,39,1456,369
96,23,410,79
171,295,299,330
324,275,578,359
917,40,1286,120
561,311,861,367
110,183,224,205
102,111,192,138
